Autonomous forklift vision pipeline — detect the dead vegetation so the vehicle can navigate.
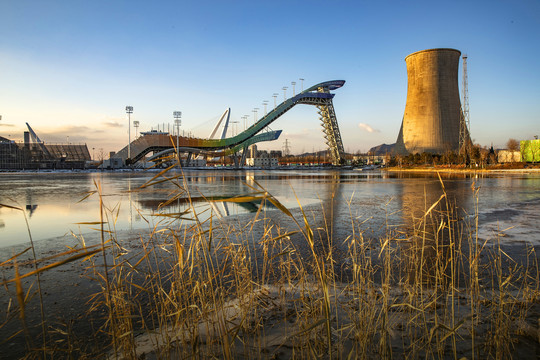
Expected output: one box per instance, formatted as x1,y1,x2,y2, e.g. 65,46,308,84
1,162,539,359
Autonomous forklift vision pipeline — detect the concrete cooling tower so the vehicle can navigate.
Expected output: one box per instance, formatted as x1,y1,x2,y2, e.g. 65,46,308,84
395,48,462,154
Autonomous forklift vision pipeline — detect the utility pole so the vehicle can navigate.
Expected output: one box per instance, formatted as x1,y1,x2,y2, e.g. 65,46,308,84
282,138,291,157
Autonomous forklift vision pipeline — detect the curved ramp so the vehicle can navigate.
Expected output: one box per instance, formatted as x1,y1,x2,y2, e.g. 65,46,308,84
113,80,345,165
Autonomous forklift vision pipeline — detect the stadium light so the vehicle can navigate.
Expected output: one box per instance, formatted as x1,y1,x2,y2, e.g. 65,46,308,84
133,120,140,138
272,93,278,109
173,111,182,160
125,106,133,163
252,108,259,125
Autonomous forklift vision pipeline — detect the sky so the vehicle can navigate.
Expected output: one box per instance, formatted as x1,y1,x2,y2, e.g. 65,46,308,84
1,0,539,156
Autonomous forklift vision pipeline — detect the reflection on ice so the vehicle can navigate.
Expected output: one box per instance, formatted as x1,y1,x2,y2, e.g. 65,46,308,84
1,170,540,250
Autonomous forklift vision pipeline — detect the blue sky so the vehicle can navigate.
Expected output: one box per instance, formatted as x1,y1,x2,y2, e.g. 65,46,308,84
1,0,539,155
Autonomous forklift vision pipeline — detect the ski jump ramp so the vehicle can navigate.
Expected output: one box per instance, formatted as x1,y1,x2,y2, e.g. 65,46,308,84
112,80,346,166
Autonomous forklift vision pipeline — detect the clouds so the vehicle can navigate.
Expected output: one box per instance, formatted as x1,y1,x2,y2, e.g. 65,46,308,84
358,123,380,133
102,121,123,128
37,124,120,144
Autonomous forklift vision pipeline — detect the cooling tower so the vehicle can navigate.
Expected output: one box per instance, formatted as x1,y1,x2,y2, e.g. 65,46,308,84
395,48,462,154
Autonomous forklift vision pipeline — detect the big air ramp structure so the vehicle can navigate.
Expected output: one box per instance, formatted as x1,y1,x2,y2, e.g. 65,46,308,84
395,48,465,154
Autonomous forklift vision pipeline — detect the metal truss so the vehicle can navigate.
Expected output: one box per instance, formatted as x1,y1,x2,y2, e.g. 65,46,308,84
459,111,470,155
459,55,471,155
316,87,345,165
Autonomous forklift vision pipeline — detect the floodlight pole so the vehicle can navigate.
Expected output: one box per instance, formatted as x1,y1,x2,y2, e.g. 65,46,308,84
252,108,259,125
173,111,182,160
126,106,133,163
133,120,140,138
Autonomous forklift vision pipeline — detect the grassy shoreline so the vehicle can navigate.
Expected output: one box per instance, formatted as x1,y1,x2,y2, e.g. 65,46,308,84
385,165,540,174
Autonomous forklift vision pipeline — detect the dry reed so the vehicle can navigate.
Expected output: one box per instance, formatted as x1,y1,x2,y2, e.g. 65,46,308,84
1,164,539,359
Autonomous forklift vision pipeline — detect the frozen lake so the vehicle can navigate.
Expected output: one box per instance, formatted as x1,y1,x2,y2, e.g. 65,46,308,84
1,169,540,252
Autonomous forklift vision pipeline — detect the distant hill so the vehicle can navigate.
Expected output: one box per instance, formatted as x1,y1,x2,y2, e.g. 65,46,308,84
295,149,359,158
297,149,331,157
368,143,395,155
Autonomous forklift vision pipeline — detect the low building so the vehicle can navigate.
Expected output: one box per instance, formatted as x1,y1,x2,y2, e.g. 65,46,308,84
0,136,91,170
101,157,124,169
246,157,279,167
497,150,521,163
353,154,387,165
0,137,31,169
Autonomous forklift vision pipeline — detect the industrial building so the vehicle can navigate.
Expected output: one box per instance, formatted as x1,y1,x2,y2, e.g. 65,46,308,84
394,48,467,154
0,124,91,170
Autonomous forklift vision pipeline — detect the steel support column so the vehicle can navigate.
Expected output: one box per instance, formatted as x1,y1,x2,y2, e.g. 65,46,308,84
240,145,248,167
232,153,239,168
316,87,345,165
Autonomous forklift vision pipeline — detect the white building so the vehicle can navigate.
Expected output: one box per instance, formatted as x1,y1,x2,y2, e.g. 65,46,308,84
497,150,521,163
246,157,279,167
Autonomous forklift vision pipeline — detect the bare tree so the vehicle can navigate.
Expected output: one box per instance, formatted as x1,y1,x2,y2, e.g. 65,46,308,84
506,138,519,151
98,148,105,162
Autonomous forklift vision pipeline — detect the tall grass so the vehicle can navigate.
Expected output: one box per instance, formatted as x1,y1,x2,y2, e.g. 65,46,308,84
1,165,539,359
